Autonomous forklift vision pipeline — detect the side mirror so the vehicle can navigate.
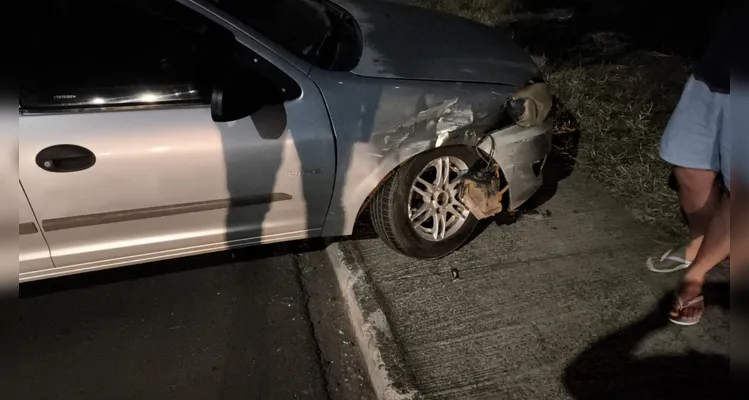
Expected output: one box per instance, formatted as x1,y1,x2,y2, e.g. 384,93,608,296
211,68,269,122
210,41,302,123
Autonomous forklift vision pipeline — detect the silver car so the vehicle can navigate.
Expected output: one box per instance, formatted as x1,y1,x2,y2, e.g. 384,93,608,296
19,0,553,281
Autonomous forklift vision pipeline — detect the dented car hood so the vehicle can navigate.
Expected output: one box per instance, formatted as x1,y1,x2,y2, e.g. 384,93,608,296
330,0,540,86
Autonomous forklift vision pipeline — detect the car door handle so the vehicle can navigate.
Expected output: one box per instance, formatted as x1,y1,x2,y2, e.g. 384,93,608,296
36,144,96,173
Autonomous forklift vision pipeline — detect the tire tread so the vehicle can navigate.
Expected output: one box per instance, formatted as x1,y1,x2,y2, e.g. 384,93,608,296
370,167,411,255
369,147,480,259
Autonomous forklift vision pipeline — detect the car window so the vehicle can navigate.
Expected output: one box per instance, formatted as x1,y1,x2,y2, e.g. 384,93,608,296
208,0,330,63
207,0,356,70
21,0,233,111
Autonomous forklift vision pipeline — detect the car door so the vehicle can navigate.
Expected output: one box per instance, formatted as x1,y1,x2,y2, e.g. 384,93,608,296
19,0,335,277
19,182,54,274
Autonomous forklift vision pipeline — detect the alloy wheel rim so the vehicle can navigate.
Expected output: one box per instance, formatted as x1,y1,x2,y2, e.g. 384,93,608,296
407,156,471,241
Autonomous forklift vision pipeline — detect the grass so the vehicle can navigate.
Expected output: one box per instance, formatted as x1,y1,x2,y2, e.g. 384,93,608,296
545,50,688,238
534,30,691,239
399,0,520,24
400,0,696,240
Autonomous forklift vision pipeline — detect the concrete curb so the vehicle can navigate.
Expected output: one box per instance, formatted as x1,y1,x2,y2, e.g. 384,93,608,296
325,240,421,400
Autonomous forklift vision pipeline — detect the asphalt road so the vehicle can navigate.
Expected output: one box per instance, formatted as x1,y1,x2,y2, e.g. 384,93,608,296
20,242,375,400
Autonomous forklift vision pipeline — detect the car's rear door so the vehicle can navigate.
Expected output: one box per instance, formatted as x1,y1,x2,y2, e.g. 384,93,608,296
19,0,335,278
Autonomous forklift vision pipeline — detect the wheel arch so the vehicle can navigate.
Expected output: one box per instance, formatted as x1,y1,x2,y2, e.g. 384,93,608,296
320,141,500,237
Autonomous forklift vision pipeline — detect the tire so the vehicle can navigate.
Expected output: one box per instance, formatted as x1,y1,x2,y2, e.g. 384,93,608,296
369,146,482,259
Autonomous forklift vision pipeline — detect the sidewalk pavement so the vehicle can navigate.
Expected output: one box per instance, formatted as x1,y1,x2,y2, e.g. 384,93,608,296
331,169,730,400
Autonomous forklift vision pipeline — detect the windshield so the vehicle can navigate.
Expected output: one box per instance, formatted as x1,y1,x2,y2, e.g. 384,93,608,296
208,0,336,67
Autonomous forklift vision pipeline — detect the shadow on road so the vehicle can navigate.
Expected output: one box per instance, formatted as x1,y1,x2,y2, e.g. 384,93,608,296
19,240,328,298
563,282,730,400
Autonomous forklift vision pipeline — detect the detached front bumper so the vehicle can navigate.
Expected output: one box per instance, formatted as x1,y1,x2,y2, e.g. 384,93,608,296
479,121,553,211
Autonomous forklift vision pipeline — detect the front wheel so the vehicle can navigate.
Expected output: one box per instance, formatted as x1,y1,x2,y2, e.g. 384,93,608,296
369,146,481,259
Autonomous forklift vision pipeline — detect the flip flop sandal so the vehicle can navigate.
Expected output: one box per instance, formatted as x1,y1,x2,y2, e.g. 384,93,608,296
646,246,692,273
669,294,704,326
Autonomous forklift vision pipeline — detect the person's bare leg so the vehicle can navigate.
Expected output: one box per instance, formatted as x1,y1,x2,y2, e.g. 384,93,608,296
671,192,730,320
733,183,749,283
673,167,721,261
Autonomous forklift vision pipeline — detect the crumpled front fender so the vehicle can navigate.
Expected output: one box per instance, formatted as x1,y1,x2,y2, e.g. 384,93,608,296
480,122,553,211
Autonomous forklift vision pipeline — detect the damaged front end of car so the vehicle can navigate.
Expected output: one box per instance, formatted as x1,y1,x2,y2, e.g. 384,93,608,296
312,67,554,236
464,80,554,219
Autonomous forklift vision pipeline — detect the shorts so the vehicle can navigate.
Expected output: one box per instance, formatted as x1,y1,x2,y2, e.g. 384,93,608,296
660,75,730,189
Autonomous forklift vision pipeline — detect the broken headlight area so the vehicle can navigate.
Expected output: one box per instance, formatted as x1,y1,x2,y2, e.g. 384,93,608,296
506,81,553,128
461,134,509,220
460,81,553,221
461,169,509,220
